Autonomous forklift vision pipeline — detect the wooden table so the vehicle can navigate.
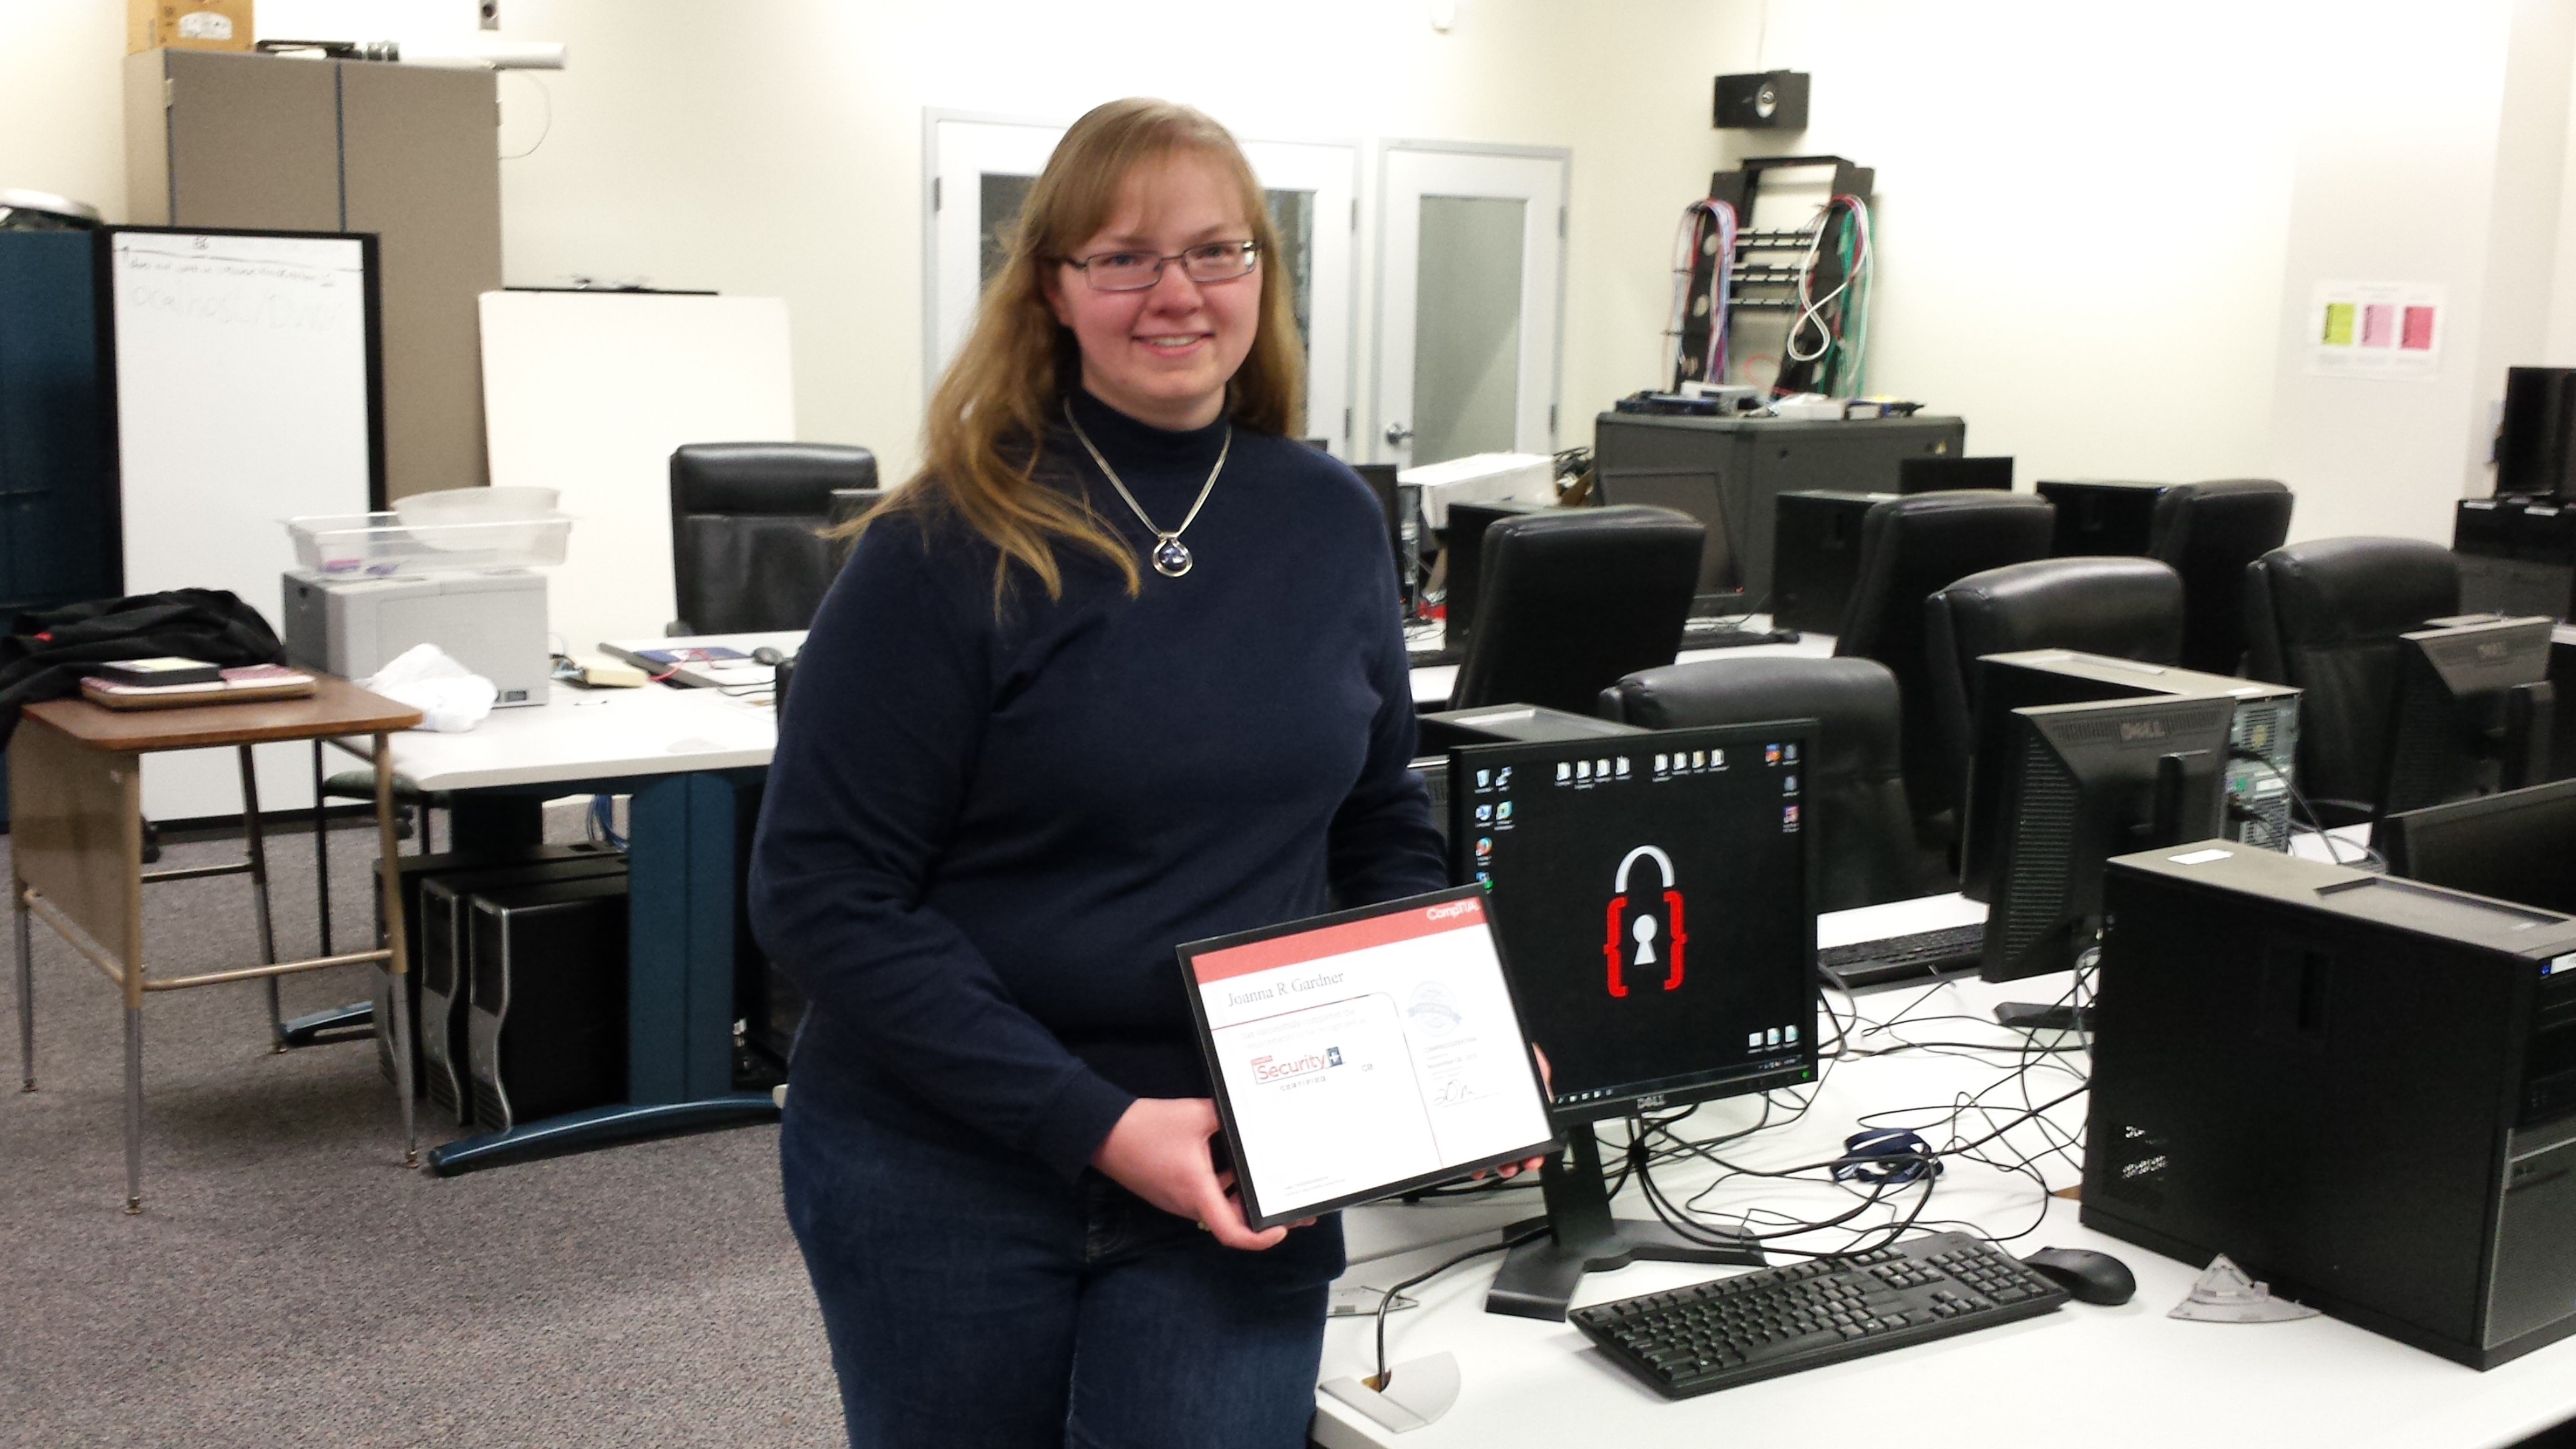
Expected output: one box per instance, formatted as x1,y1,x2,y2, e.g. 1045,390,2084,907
11,676,423,1211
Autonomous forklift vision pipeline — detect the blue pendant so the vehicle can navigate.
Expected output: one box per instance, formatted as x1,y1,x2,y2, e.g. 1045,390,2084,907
1153,535,1193,577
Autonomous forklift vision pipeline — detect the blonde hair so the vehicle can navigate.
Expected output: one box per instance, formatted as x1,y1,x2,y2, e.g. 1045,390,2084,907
859,98,1304,602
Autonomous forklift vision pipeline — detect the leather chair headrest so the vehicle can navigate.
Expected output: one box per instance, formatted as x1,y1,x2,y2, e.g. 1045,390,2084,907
2247,536,2460,650
1601,655,1902,782
671,443,879,516
1930,555,2184,665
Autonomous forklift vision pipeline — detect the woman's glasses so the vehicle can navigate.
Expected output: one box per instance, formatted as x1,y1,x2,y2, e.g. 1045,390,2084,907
1061,240,1259,293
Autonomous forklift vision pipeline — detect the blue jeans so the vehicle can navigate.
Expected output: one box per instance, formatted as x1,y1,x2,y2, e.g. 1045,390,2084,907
779,1088,1344,1449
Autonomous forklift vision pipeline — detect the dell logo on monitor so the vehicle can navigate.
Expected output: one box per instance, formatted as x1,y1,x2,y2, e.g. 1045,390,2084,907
2119,720,2169,743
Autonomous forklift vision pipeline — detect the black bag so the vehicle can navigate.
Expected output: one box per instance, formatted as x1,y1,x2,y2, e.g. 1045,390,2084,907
0,588,286,748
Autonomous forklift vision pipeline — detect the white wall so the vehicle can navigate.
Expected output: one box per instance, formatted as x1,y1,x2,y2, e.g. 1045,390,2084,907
11,0,2576,548
482,0,1753,487
0,1,132,219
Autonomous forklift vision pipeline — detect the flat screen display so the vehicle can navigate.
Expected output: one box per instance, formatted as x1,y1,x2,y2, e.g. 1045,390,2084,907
1451,722,1818,1120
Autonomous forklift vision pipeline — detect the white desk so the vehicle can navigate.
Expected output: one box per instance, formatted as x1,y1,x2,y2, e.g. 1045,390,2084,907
1408,617,1835,707
381,671,782,1175
1313,894,2576,1449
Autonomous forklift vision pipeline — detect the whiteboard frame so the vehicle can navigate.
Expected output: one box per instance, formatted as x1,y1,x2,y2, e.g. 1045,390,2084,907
94,224,388,597
93,225,386,823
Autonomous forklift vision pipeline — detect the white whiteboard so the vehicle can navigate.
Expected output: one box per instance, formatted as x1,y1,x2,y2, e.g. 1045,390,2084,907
479,291,796,654
109,230,378,821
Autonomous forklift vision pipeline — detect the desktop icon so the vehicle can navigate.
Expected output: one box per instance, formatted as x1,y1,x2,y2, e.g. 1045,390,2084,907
1711,749,1725,768
1748,1031,1764,1048
1475,769,1491,791
1475,804,1493,824
1557,763,1573,783
1786,1024,1800,1044
1577,761,1593,781
1765,743,1782,765
1767,1027,1782,1047
1496,801,1513,822
1615,757,1631,778
1783,774,1798,794
1783,804,1801,829
1654,753,1669,774
1476,836,1493,858
1785,743,1798,763
1496,767,1512,788
1596,758,1611,780
1691,750,1707,770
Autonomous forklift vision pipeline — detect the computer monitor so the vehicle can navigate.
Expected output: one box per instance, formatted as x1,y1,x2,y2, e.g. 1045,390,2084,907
1979,693,2233,999
1352,462,1406,609
2381,777,2576,915
1897,456,2012,495
1450,721,1819,1320
2379,615,2557,821
1591,467,1745,614
1959,650,2302,900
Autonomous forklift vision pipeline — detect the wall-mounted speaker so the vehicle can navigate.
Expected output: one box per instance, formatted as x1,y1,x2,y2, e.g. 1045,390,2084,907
1714,71,1810,130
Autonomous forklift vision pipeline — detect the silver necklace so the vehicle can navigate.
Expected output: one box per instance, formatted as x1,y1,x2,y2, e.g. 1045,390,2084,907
1063,401,1231,578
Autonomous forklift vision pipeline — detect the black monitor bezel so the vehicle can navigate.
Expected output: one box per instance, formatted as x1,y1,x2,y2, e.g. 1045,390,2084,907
1897,455,2014,495
1447,720,1822,1126
2380,776,2576,915
2378,615,2556,821
1980,692,2237,983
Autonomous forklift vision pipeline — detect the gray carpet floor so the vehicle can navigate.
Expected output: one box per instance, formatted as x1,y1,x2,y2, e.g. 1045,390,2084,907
0,817,842,1448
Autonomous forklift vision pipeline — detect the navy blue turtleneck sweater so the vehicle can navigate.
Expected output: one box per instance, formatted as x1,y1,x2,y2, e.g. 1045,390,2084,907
749,390,1447,1180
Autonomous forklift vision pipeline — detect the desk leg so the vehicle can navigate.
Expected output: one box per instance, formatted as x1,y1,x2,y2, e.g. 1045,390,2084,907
14,877,31,1093
237,748,285,1050
311,742,331,957
374,736,416,1168
123,1007,142,1213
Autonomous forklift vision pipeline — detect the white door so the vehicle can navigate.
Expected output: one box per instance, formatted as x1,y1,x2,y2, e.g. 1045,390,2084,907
1372,145,1568,467
925,115,1359,453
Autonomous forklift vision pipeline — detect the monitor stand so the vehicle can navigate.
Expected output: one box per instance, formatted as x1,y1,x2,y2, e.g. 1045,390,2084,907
1483,1123,1762,1322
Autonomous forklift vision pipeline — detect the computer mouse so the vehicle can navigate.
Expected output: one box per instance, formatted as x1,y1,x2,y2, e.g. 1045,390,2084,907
751,646,786,666
2020,1247,2137,1305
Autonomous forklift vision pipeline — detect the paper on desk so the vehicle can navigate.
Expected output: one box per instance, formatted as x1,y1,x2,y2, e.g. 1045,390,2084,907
363,643,497,733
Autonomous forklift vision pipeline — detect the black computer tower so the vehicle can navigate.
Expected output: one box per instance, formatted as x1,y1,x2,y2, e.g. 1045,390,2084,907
1770,489,1885,633
466,874,632,1133
2084,841,2576,1368
371,842,625,1096
2033,478,2177,557
417,854,628,1121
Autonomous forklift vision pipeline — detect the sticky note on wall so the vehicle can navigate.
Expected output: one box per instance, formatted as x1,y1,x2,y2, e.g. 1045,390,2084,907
2361,304,2394,347
2401,305,2437,350
2322,303,2356,346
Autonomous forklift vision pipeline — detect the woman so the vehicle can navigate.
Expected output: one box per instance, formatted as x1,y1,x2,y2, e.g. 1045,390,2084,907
751,99,1455,1448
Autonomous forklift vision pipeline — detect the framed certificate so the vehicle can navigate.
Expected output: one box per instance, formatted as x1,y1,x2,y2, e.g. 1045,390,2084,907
1178,884,1559,1229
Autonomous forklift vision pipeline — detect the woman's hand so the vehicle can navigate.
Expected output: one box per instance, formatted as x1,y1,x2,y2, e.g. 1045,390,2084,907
1091,1097,1289,1252
1474,1045,1556,1181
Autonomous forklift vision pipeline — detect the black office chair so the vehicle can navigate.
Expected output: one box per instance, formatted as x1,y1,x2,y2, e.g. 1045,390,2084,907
1831,490,2056,841
2145,478,2294,676
1924,555,2186,812
1599,656,1949,911
2243,536,2462,824
1445,506,1704,716
668,442,877,635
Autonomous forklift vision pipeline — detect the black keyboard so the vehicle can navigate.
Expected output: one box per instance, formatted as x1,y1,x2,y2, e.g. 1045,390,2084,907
1817,922,1988,991
1679,618,1802,650
1570,1232,2069,1398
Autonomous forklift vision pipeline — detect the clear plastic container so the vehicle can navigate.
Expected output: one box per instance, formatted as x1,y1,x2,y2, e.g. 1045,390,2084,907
287,511,573,577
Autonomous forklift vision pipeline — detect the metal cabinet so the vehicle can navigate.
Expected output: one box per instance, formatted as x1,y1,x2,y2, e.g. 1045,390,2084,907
124,47,500,500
